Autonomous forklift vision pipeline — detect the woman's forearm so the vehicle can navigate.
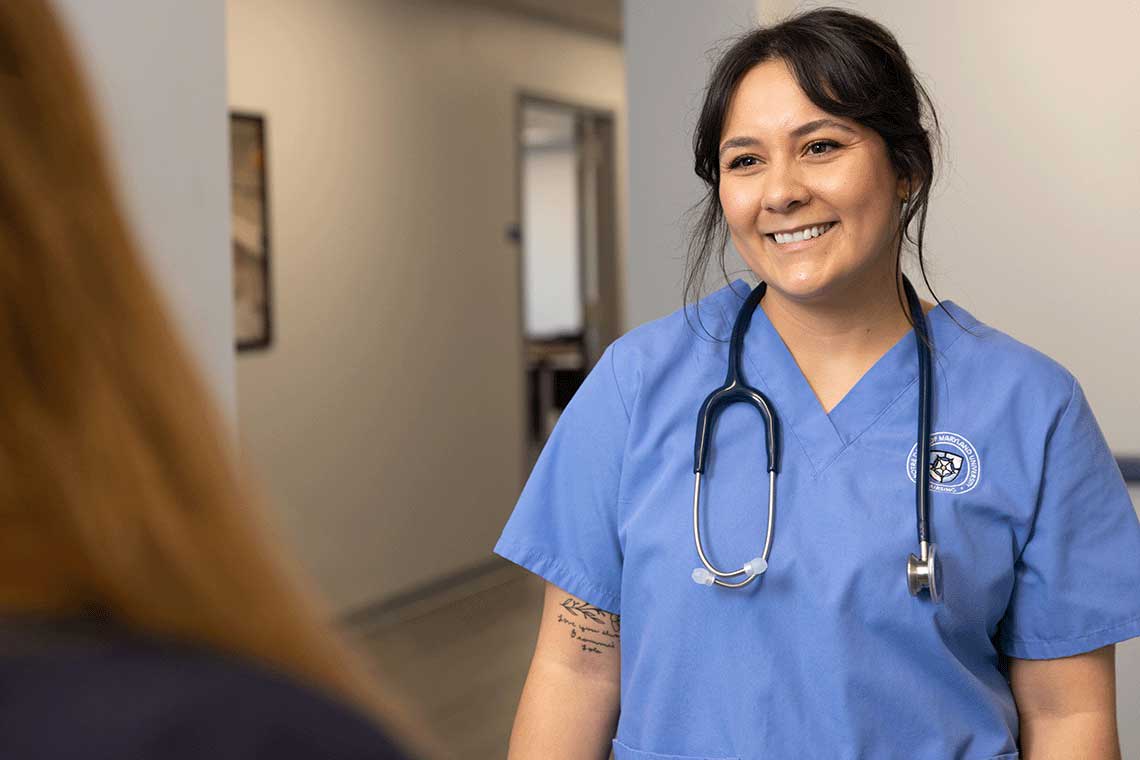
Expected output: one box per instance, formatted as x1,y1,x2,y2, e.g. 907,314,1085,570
507,656,620,760
1009,645,1120,759
1019,710,1121,760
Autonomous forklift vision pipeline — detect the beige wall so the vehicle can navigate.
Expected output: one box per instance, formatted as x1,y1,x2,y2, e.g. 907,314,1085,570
227,0,626,613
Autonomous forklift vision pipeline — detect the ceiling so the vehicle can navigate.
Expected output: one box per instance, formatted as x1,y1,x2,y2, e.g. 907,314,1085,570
452,0,622,41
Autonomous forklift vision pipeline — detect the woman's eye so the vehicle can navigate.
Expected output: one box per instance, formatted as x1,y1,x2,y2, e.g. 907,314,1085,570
807,140,839,156
727,141,839,170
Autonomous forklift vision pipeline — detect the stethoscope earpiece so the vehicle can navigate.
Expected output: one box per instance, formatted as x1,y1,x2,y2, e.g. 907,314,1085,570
691,568,714,586
691,556,766,588
692,276,943,602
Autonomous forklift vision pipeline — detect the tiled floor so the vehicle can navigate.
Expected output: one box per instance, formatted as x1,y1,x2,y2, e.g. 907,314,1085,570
351,566,544,758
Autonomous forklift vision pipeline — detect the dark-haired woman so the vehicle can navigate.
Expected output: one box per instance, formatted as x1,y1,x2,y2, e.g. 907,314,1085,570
494,7,1139,760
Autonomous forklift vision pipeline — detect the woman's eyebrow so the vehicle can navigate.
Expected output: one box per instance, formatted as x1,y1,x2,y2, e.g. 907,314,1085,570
718,118,856,158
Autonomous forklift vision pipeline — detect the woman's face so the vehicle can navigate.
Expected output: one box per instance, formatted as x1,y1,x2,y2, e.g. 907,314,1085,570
717,58,909,305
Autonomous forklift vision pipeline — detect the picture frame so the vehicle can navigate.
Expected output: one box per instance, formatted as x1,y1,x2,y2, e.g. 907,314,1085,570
1119,456,1140,484
230,111,273,351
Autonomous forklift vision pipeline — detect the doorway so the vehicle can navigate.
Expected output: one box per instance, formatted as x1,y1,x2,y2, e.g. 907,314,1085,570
515,94,620,469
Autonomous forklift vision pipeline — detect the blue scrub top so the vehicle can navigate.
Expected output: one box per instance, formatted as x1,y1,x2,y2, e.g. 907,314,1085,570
494,279,1140,760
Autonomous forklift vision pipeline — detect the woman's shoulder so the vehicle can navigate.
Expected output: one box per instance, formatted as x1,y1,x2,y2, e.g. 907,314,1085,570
611,279,741,355
0,615,412,760
605,279,742,393
604,284,1081,417
935,298,1077,406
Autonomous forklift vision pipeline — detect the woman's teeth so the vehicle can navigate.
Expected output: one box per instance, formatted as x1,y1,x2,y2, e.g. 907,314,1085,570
770,221,835,245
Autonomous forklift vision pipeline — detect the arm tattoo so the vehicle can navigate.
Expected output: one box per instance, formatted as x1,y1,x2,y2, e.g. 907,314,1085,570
557,598,620,655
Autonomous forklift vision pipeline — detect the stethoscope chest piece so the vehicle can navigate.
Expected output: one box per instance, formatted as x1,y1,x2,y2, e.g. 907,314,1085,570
907,541,942,603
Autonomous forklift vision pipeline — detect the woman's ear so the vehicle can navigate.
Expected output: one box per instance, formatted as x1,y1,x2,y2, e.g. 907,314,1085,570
897,177,913,201
897,174,923,202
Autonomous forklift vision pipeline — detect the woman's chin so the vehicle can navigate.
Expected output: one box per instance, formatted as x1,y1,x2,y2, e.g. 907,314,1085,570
764,271,837,301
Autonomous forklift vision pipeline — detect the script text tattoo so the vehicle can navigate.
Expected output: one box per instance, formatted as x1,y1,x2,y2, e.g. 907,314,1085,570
558,598,620,655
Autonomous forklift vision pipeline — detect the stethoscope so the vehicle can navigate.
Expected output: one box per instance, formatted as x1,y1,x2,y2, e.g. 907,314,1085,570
689,274,942,603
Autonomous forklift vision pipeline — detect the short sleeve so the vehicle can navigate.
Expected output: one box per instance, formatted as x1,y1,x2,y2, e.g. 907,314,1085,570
492,343,630,613
997,377,1140,659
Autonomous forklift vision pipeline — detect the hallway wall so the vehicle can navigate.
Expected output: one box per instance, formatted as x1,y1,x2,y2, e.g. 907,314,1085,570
227,0,626,613
623,0,759,329
55,0,235,419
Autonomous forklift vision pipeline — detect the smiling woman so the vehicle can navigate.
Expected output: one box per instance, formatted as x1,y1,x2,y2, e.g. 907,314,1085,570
495,6,1140,760
685,10,944,344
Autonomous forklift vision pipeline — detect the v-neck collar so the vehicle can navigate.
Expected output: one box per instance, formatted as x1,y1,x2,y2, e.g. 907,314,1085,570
717,279,971,476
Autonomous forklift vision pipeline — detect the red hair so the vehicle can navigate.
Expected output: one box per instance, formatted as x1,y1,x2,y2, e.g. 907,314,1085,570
0,2,438,755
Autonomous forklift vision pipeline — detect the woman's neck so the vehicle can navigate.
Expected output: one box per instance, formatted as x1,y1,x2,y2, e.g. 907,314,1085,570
758,274,934,364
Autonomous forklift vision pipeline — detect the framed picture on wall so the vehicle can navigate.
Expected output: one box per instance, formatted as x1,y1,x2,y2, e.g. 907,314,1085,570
230,111,272,351
1120,455,1140,484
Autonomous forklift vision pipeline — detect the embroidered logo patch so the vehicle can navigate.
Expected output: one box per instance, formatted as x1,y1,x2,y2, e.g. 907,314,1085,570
906,431,981,494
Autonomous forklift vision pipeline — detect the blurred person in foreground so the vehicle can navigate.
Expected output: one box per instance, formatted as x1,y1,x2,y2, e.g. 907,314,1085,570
0,2,441,758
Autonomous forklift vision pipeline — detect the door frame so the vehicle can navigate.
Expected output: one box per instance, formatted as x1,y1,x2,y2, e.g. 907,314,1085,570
513,90,621,481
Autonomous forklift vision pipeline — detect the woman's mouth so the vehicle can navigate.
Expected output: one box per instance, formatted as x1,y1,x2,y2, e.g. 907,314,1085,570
766,221,837,250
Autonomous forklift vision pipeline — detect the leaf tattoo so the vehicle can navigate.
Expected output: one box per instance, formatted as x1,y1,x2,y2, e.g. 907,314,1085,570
560,598,620,635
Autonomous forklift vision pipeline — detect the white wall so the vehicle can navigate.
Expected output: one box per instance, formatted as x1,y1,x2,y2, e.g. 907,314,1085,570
53,0,235,420
623,0,759,329
227,0,626,613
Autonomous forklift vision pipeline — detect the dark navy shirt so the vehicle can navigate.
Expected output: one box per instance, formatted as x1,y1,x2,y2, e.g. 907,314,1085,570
0,615,416,759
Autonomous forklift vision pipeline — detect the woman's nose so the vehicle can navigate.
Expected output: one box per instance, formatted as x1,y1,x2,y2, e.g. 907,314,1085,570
761,162,811,214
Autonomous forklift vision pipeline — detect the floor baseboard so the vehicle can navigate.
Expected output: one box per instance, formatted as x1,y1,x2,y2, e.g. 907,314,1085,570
339,558,527,633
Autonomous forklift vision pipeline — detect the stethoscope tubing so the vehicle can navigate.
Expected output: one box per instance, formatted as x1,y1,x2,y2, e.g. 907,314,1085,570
905,277,934,549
